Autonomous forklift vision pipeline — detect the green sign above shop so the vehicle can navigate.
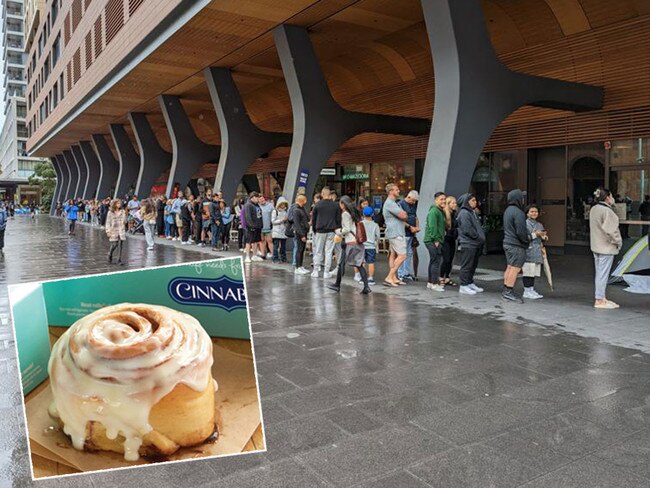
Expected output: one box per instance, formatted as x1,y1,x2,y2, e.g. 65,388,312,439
342,173,369,180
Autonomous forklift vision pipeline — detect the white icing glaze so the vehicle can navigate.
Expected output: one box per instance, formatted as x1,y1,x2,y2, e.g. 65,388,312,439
47,303,215,461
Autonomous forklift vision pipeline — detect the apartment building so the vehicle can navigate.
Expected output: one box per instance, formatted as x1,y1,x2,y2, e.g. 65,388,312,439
0,0,47,204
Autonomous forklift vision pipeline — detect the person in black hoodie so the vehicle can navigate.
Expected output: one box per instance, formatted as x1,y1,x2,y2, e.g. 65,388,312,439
156,196,166,237
502,189,530,302
456,193,486,295
209,193,222,251
244,192,264,262
292,195,311,274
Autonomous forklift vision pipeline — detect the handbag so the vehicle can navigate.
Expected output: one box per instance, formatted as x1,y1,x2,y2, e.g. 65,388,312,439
354,220,367,245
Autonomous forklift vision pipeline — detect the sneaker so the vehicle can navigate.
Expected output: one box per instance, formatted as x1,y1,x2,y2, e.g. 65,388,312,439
595,300,618,309
251,256,264,262
523,288,543,300
257,251,264,257
311,269,320,278
299,267,311,274
354,273,362,282
368,277,376,285
244,256,252,263
502,289,523,303
266,253,273,259
166,236,172,240
295,268,303,275
459,285,477,295
323,271,334,279
172,237,178,241
469,283,484,293
430,284,445,292
239,248,244,252
147,246,154,251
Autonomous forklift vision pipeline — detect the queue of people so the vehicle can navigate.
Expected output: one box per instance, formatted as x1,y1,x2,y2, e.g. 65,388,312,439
53,181,635,309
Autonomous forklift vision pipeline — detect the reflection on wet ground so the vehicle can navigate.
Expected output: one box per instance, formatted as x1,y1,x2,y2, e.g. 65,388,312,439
2,216,650,487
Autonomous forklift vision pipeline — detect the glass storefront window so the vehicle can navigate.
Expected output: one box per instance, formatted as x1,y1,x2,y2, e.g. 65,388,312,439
610,139,641,167
369,161,415,200
470,150,526,217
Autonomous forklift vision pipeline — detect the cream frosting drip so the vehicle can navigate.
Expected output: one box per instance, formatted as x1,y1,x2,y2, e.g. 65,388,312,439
47,303,215,461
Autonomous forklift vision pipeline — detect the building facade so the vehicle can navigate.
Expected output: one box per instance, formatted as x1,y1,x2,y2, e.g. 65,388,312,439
24,0,650,250
1,0,47,204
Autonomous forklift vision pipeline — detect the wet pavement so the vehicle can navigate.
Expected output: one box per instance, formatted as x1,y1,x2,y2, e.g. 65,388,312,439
1,215,650,487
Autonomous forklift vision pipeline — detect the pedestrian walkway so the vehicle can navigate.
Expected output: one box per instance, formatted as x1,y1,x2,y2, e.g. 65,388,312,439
2,215,650,487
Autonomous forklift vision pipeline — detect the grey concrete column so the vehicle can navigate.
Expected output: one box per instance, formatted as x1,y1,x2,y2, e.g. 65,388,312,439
159,94,220,197
56,154,71,202
80,141,101,199
418,0,602,199
71,145,89,199
204,67,291,203
415,0,603,276
128,112,172,198
50,156,64,215
274,24,429,201
109,124,140,199
93,134,120,199
63,150,80,200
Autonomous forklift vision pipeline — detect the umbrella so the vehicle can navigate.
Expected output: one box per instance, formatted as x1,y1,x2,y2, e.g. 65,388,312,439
542,247,553,291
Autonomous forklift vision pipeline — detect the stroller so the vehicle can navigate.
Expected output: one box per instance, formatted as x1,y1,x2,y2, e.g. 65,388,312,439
128,210,144,235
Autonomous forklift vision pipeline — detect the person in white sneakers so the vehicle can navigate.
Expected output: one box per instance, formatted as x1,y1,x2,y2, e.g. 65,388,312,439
424,192,447,292
243,192,264,263
292,194,311,274
311,187,341,278
455,193,486,295
589,187,623,309
522,204,548,300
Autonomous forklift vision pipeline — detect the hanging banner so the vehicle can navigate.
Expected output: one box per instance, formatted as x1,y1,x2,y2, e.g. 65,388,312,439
298,169,309,189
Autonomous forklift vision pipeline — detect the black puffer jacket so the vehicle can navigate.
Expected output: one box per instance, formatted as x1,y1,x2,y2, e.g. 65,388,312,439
456,193,485,248
292,205,310,238
502,189,530,249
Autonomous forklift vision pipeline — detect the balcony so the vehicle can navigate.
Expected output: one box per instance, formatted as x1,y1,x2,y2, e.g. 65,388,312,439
5,23,24,35
5,40,24,50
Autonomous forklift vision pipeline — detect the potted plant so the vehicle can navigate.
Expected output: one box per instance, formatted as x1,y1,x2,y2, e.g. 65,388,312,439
482,214,504,254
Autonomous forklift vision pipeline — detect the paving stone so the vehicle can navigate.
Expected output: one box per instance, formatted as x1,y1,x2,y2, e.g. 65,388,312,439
519,455,649,487
409,443,539,488
264,415,348,462
353,470,431,488
298,425,451,486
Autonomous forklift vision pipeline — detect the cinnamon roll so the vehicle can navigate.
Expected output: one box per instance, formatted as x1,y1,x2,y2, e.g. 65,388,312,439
47,303,217,461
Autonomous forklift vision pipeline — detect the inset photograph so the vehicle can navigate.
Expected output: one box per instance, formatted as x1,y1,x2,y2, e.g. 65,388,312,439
8,257,264,480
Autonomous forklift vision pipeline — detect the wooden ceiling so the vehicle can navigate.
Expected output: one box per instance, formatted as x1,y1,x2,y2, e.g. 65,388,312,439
36,0,650,169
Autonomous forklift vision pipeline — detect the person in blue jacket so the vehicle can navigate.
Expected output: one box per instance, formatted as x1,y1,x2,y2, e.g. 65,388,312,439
0,202,7,253
64,199,79,236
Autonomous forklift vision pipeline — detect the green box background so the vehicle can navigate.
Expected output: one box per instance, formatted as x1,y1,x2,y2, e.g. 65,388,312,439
9,257,251,395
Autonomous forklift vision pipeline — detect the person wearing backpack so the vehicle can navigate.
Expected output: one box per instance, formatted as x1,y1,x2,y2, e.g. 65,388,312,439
327,196,371,295
271,197,289,263
0,202,7,253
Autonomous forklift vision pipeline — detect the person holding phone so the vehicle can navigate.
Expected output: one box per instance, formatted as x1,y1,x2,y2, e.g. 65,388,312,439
522,204,548,299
